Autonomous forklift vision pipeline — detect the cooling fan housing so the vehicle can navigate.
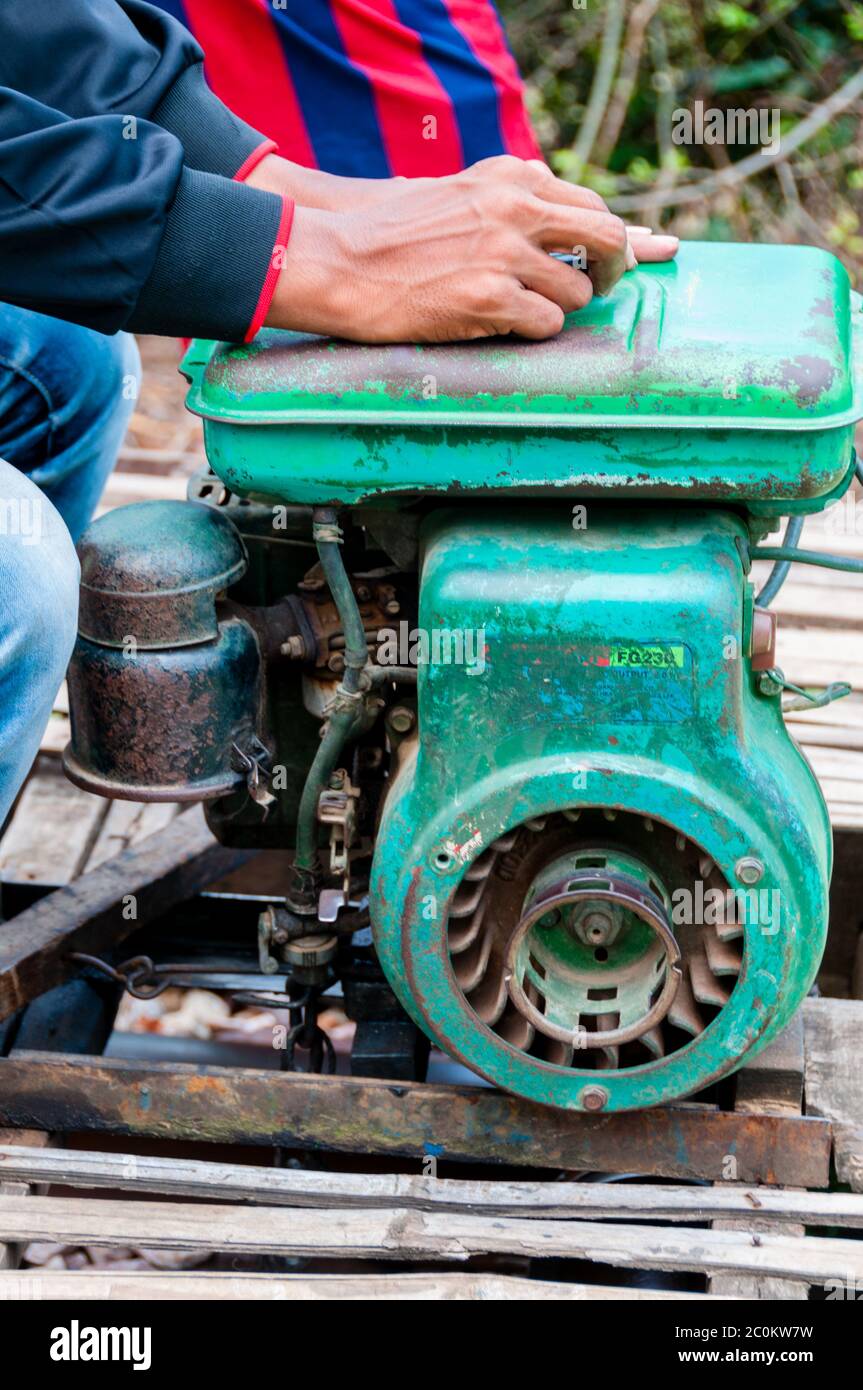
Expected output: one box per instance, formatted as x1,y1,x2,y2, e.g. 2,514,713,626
370,506,831,1112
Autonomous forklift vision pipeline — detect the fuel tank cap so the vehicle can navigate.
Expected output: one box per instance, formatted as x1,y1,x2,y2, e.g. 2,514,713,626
77,499,248,649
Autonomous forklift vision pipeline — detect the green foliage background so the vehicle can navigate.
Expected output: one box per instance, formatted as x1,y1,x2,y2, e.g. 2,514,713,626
497,0,863,278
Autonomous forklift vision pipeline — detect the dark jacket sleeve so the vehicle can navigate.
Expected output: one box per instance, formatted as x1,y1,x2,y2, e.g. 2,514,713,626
0,2,288,340
0,0,272,178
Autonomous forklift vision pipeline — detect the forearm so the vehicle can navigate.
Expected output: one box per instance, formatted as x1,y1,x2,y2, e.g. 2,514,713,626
245,153,412,212
0,90,289,341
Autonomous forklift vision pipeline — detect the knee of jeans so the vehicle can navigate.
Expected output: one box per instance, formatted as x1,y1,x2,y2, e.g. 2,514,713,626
88,331,141,425
7,518,80,683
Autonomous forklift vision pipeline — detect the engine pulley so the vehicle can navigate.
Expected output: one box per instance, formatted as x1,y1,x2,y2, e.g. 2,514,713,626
504,849,682,1054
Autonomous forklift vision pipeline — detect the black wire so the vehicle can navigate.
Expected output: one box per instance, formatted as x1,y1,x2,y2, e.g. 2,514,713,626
754,515,804,606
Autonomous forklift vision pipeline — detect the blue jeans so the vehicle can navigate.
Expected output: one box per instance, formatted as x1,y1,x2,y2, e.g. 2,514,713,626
0,308,140,826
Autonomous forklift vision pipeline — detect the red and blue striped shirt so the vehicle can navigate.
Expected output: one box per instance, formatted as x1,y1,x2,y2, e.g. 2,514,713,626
152,0,541,176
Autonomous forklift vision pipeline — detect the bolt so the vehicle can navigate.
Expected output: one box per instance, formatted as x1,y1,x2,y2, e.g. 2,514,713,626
327,652,345,674
758,669,784,697
281,634,306,659
583,910,614,943
580,1085,609,1113
736,855,764,885
384,599,401,616
388,705,415,734
355,585,371,602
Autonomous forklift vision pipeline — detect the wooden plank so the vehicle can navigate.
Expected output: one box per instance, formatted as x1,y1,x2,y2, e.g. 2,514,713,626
0,1130,50,1273
712,1014,807,1301
803,747,863,782
773,629,863,689
803,998,863,1192
0,806,254,1022
773,581,863,630
789,722,863,753
0,1192,858,1283
0,1269,718,1301
84,801,180,872
816,792,863,825
0,1053,832,1186
98,471,189,510
38,684,71,756
39,717,71,757
1,1144,860,1226
788,693,863,728
811,790,863,828
0,769,107,886
735,1013,805,1116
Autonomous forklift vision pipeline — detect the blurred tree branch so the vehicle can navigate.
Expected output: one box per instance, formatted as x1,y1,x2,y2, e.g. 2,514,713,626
571,0,626,177
499,0,863,277
594,0,661,166
610,65,863,211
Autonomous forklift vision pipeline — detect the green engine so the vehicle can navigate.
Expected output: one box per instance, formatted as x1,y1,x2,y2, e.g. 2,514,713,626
65,242,862,1112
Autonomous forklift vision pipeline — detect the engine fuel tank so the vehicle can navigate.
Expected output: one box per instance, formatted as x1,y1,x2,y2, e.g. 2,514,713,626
182,242,862,515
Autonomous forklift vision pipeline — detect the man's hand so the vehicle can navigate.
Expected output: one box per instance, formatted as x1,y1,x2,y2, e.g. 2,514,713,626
264,155,636,342
626,224,679,265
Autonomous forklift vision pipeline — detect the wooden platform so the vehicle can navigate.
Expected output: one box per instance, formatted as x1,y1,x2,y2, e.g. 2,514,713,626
0,998,861,1301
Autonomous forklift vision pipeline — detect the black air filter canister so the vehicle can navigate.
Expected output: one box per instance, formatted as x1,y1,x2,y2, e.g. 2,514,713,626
63,499,262,802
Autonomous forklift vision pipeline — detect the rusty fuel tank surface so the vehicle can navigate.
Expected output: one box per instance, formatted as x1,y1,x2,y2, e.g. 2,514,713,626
182,241,863,513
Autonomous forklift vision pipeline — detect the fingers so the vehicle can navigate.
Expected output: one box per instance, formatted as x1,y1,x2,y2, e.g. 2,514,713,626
524,160,610,213
506,288,566,340
471,154,610,212
530,203,628,296
627,228,680,263
518,250,594,314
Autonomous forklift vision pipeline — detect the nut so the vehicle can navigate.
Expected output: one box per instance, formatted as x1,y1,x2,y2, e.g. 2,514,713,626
580,1085,609,1113
387,705,415,734
735,855,764,885
284,934,338,969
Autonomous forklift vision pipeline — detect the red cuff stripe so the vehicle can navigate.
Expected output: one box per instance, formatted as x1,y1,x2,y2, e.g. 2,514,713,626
244,196,295,343
234,138,279,183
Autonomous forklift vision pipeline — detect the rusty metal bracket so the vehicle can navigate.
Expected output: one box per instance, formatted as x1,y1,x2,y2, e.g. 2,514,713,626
0,1052,832,1187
